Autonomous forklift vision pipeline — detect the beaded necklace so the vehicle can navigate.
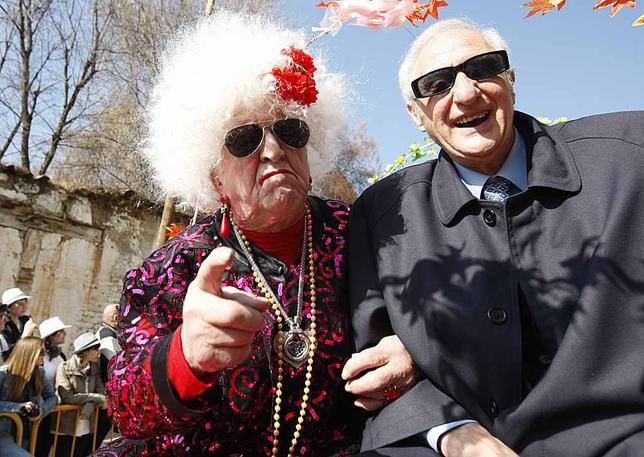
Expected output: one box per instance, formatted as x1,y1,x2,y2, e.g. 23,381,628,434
228,206,316,457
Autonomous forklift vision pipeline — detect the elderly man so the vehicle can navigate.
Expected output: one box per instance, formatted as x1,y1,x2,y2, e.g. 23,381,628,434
348,18,644,457
96,303,121,383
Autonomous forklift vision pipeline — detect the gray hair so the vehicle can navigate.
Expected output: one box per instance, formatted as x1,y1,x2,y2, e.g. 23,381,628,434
140,10,349,209
398,18,513,117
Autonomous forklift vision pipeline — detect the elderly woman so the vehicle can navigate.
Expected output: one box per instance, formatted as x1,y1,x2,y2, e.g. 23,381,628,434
92,9,416,457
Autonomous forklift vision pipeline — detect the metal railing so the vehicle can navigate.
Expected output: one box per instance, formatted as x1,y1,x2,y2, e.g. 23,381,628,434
0,411,23,444
1,404,115,455
29,404,115,455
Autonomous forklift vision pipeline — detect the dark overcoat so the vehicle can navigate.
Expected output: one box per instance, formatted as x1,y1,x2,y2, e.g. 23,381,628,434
349,111,644,457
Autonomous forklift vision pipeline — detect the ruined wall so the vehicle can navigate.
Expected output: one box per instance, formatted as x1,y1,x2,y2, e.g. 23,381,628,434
0,165,166,354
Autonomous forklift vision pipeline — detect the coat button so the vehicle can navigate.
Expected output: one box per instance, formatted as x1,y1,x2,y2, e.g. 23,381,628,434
487,307,507,325
491,399,498,418
483,209,496,226
538,354,552,365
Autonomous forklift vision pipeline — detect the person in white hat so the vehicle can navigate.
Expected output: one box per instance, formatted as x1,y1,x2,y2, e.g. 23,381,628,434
55,332,109,457
1,288,37,360
34,317,72,457
39,317,72,384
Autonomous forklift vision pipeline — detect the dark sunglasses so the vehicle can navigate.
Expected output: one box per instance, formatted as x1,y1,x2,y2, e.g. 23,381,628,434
224,118,310,158
411,50,510,99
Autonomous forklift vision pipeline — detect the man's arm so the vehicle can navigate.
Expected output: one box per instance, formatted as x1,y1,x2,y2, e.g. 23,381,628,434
348,195,476,449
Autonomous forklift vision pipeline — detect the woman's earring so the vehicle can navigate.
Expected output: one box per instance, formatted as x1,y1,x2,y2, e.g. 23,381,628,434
219,196,230,238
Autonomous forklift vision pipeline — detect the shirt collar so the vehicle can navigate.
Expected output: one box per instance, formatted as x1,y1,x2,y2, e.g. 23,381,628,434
431,111,581,226
452,127,528,198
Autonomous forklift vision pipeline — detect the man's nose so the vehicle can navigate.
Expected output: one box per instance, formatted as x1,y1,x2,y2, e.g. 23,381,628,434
259,129,286,162
451,71,480,104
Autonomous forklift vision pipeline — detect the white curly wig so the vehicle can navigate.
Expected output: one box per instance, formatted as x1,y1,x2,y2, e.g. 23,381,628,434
140,10,349,209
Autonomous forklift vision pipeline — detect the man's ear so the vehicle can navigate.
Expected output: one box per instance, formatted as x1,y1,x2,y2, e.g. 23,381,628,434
407,103,427,132
507,69,517,104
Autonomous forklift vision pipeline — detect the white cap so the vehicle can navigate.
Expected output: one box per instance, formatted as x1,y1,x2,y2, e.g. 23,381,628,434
39,316,72,339
2,288,31,306
73,332,100,354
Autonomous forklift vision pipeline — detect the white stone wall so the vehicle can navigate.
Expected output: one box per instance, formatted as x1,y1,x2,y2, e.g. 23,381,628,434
0,165,170,355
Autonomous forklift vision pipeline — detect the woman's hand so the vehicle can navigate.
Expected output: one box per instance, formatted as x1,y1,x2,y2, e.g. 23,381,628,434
181,247,270,379
20,401,41,421
341,335,420,411
22,318,38,337
19,401,36,413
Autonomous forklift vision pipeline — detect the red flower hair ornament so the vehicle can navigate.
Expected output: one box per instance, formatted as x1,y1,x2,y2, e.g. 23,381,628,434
270,46,319,107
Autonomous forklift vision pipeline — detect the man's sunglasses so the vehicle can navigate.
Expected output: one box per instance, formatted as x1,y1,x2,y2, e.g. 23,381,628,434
411,50,510,99
224,118,310,158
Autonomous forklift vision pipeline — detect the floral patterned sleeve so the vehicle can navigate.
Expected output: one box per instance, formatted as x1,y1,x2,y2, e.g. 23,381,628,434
106,221,220,437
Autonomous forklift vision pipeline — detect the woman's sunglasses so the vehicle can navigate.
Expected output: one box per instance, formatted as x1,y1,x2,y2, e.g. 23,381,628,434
411,50,510,99
224,118,310,158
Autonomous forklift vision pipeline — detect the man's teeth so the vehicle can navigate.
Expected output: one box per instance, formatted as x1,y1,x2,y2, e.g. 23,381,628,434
454,111,488,125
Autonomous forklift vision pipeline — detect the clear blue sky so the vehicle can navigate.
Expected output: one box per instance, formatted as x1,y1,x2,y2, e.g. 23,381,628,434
282,1,643,168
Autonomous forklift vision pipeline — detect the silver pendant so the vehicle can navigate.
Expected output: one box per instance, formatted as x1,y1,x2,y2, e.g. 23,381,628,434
274,329,313,369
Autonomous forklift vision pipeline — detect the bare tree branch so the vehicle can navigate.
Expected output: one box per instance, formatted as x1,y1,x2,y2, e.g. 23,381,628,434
38,0,113,175
18,0,36,169
0,119,21,160
0,27,15,77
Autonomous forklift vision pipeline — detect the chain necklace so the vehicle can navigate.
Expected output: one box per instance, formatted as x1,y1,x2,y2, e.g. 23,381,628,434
227,205,317,457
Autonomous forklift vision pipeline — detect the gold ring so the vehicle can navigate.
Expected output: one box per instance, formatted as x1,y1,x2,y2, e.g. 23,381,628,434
383,384,401,400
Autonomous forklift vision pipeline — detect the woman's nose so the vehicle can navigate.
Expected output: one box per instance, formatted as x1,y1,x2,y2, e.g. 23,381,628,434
259,129,286,162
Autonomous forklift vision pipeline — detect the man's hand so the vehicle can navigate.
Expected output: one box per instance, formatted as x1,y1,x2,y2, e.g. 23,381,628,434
341,335,419,411
181,247,270,379
440,423,519,457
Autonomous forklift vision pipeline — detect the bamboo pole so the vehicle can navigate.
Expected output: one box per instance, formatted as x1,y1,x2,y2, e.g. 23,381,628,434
154,195,175,250
206,0,215,16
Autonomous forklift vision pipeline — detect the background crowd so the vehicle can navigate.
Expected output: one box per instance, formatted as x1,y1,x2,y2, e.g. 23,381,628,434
0,287,119,456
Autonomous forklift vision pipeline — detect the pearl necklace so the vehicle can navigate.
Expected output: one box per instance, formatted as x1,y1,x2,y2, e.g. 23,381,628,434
227,206,316,457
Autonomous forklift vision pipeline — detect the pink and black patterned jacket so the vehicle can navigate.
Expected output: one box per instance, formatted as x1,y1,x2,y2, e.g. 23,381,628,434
104,197,363,456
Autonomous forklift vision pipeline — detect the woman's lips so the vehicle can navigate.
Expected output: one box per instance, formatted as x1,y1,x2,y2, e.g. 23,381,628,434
260,169,294,184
